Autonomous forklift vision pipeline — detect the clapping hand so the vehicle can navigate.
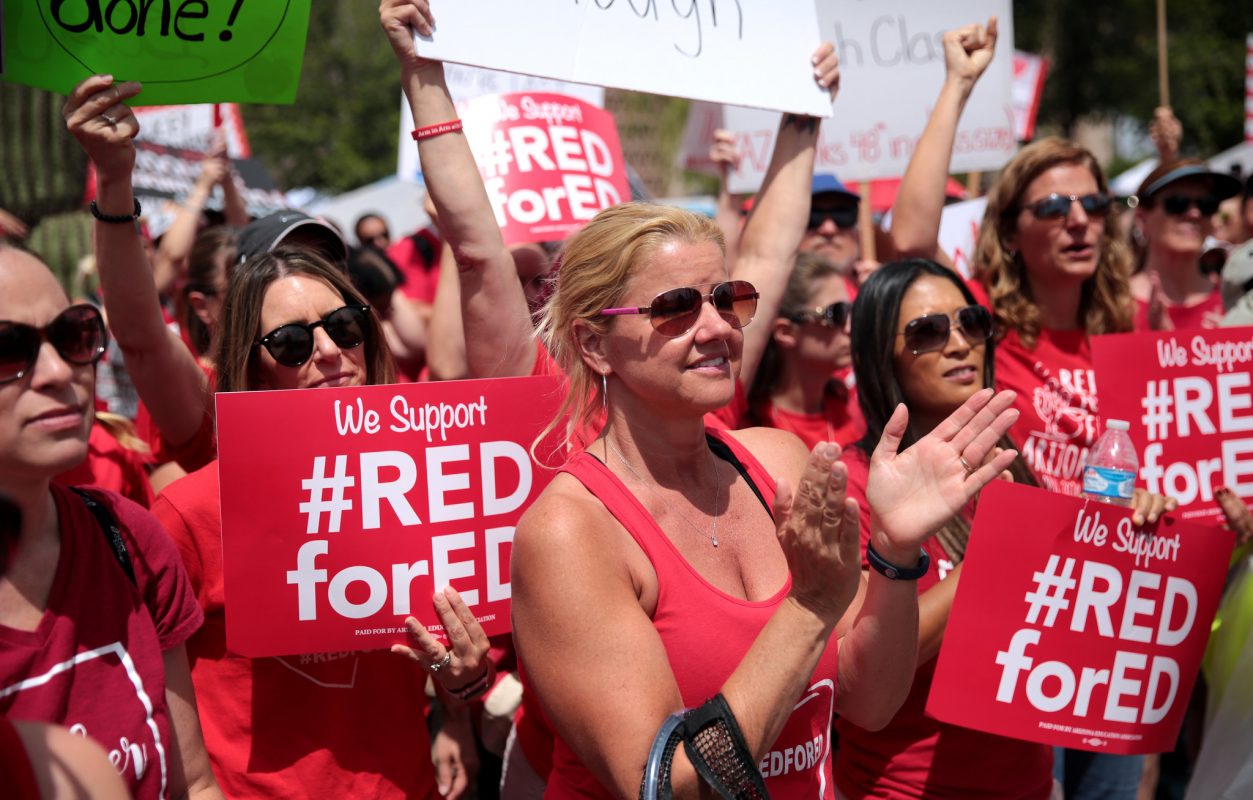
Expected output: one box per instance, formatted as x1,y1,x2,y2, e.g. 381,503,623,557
866,389,1019,562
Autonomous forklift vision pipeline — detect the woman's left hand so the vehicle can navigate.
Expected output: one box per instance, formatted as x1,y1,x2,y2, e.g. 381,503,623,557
431,703,479,799
866,389,1019,561
392,587,490,691
1130,488,1177,527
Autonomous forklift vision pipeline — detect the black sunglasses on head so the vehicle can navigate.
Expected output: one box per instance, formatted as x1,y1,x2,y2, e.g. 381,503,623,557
1160,194,1220,217
899,305,994,355
807,206,858,231
785,301,852,329
0,304,108,384
1023,193,1111,220
255,304,371,367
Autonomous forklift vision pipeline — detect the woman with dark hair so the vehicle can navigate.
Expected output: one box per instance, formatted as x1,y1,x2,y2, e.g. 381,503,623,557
740,252,864,448
833,260,1173,800
66,74,488,799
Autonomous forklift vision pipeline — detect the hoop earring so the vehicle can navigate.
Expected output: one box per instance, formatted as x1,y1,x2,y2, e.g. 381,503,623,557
601,372,609,417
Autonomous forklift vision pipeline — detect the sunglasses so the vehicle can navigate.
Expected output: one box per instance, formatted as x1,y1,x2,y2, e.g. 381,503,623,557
1024,193,1111,220
807,207,858,231
0,304,108,384
255,304,371,367
600,280,759,338
1160,195,1220,216
900,305,994,355
785,301,852,329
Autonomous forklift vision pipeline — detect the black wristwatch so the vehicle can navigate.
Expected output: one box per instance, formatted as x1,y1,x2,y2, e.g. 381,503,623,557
866,542,930,580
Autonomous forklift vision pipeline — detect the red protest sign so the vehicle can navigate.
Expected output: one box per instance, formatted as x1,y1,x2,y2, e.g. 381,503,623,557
1092,328,1253,522
928,482,1233,754
461,92,630,246
216,376,564,658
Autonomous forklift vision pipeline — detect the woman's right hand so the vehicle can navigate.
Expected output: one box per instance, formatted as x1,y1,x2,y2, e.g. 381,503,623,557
63,75,143,181
380,0,439,73
774,443,862,625
942,16,998,90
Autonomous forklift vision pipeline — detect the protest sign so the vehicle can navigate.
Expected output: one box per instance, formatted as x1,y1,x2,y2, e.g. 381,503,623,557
1012,50,1049,142
704,0,1014,190
131,140,287,226
929,482,1233,754
1,0,310,105
397,65,604,184
413,0,832,117
1092,327,1253,522
134,103,250,158
450,92,629,246
216,376,564,658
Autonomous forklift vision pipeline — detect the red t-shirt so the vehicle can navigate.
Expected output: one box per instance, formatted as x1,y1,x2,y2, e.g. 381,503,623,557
55,423,155,508
1132,288,1225,331
994,328,1100,497
0,485,203,800
0,715,40,799
387,228,442,304
833,448,1053,800
706,381,863,449
151,463,438,799
546,430,841,799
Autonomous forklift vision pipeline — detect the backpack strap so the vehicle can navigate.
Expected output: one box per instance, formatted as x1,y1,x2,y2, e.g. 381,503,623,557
69,487,137,587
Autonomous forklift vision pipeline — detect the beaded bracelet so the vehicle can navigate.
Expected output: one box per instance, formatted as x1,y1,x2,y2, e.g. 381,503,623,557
90,199,142,224
412,119,463,141
446,661,494,702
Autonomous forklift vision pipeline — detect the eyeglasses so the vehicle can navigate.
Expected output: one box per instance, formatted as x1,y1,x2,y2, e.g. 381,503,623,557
1023,193,1111,220
807,207,858,231
0,304,108,384
255,304,371,367
785,301,852,329
1160,195,1220,217
600,280,759,338
899,305,994,355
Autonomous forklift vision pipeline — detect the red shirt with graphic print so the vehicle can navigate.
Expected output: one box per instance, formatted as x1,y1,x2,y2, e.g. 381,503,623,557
0,485,203,800
151,463,438,799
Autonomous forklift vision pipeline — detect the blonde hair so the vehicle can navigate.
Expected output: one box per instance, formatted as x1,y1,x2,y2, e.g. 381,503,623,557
533,202,725,453
973,137,1133,347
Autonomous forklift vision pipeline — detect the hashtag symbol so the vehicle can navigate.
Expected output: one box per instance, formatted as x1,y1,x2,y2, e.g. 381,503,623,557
483,129,513,178
1140,379,1173,441
1023,555,1077,628
299,455,355,534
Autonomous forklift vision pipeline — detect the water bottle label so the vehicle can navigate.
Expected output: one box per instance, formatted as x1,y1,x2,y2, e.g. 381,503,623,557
1082,466,1135,499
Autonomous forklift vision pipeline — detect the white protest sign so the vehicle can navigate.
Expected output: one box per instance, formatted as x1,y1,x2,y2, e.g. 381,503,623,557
1012,50,1049,142
412,0,831,117
397,65,605,183
714,0,1014,190
134,104,251,158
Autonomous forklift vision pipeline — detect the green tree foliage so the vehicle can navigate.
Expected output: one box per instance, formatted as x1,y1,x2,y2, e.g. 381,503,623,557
241,2,401,193
1014,0,1253,156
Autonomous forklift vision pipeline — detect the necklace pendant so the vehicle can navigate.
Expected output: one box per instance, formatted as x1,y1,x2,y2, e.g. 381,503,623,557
711,534,720,547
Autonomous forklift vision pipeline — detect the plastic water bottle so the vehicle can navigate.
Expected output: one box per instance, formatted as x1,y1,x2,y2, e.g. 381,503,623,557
1082,420,1138,507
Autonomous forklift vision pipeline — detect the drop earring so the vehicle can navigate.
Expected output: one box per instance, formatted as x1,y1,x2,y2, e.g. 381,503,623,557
601,372,609,417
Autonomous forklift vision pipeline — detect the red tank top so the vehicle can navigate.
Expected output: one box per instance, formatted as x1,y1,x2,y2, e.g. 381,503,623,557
545,428,841,799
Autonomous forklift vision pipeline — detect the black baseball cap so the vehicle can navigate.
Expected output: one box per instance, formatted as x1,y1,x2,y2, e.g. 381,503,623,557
237,209,348,265
1134,160,1243,206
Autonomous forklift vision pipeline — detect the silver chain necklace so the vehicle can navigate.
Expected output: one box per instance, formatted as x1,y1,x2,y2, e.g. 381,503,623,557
604,438,723,547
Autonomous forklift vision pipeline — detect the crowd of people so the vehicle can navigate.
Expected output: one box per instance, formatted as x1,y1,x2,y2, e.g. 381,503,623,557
2,1,1253,798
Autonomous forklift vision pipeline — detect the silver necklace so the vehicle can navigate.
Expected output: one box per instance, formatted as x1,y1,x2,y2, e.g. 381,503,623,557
604,438,723,547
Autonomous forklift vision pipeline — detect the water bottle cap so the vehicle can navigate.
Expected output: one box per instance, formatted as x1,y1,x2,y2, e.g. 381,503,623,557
1106,419,1130,431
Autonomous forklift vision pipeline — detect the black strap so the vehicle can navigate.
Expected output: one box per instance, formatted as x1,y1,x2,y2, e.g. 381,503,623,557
69,488,137,587
705,435,771,517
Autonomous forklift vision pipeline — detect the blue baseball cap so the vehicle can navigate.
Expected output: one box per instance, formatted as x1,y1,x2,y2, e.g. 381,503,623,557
811,174,860,203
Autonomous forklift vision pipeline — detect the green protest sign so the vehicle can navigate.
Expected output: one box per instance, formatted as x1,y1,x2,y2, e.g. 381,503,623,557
1,0,311,105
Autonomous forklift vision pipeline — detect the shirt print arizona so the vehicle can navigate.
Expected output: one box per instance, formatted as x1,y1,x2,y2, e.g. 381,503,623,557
1020,360,1099,496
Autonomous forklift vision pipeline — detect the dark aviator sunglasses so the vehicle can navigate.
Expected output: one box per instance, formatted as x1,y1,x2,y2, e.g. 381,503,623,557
899,305,994,355
1024,193,1111,220
599,280,759,337
255,304,371,367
